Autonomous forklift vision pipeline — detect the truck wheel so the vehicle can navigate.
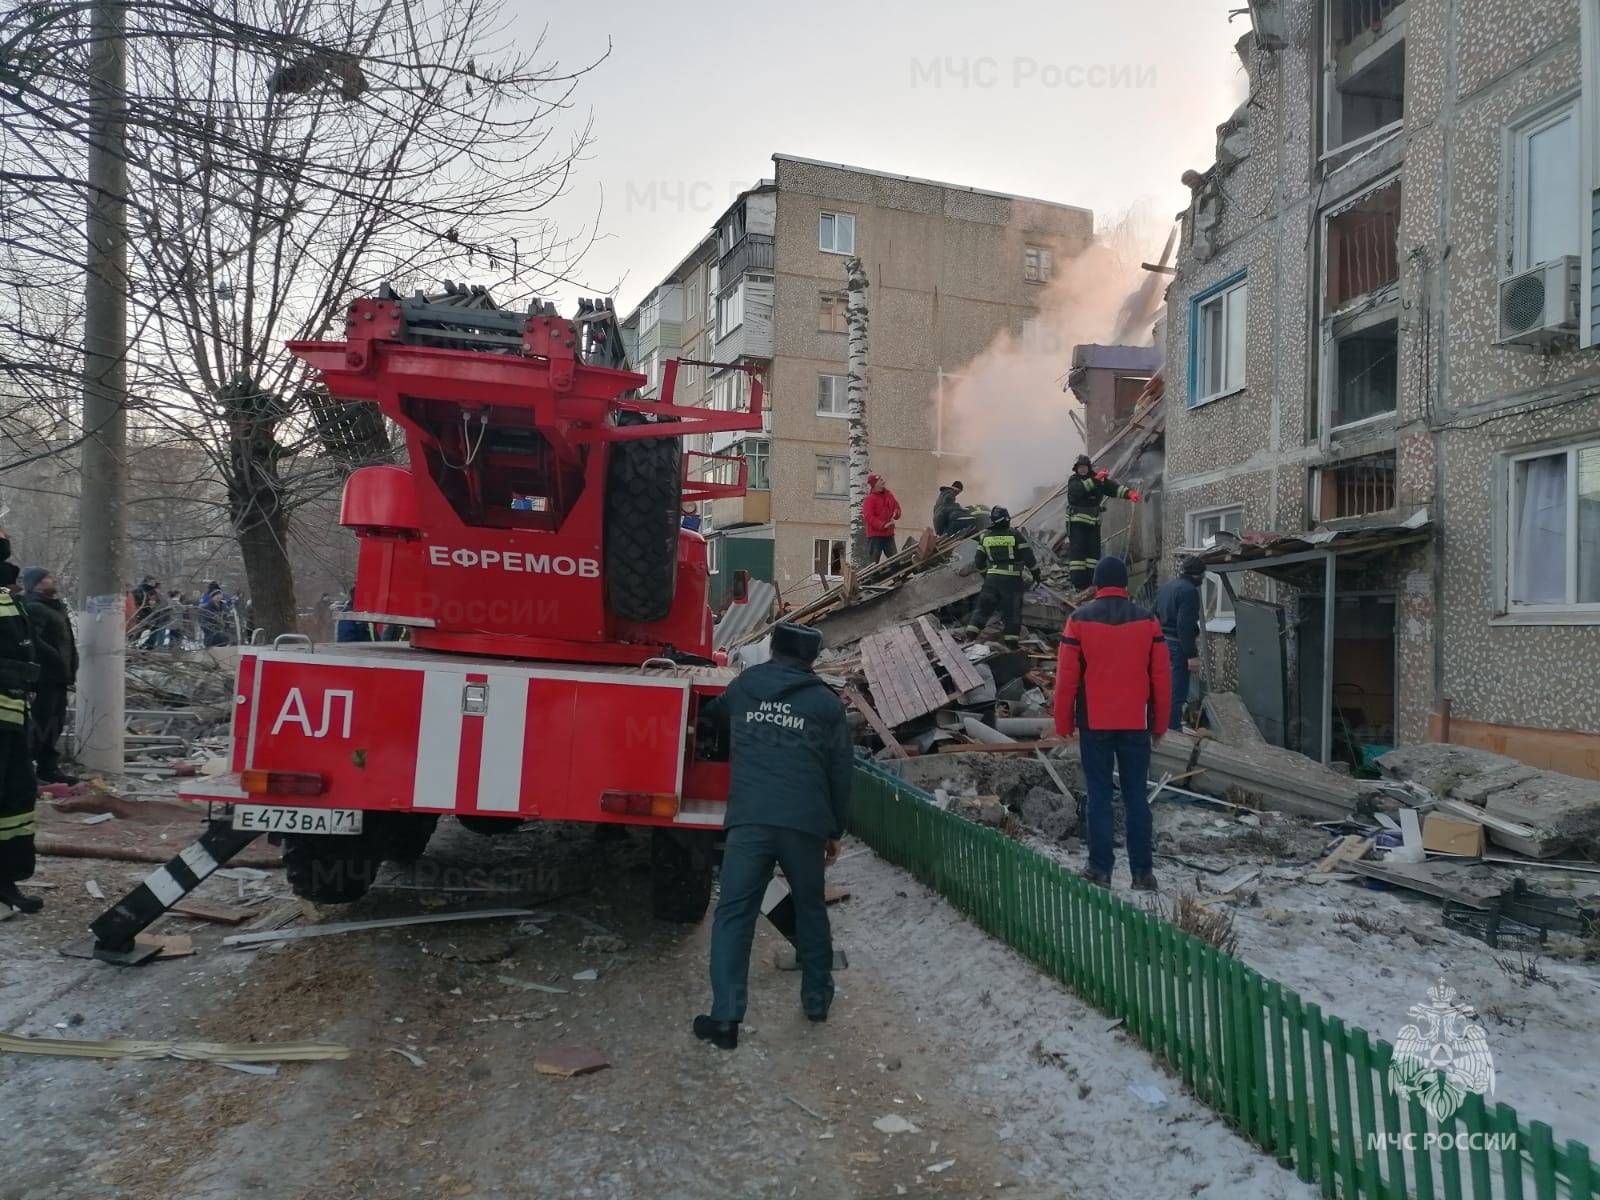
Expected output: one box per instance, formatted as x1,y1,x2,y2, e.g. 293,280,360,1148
372,813,437,862
280,834,380,904
651,827,716,924
605,413,681,625
457,814,521,837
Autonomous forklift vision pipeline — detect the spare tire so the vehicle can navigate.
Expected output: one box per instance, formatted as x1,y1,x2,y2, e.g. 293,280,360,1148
604,413,681,624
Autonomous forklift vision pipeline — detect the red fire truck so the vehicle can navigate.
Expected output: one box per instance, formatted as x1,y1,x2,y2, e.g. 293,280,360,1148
87,286,765,960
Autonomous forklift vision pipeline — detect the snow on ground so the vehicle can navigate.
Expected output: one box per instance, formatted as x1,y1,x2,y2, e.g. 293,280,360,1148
829,845,1323,1200
1011,799,1600,1143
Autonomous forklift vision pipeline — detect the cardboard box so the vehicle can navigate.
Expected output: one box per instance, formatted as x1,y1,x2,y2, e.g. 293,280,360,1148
1422,814,1486,858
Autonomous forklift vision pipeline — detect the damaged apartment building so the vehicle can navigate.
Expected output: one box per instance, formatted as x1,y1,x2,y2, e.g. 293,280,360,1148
1165,0,1600,778
621,154,1092,603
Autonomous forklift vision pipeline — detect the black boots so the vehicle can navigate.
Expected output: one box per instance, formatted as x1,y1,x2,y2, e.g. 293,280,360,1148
692,1015,739,1050
1132,873,1160,892
0,882,43,914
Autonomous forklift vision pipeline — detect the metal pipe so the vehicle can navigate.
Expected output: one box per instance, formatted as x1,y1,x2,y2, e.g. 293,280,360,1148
1321,551,1336,766
994,717,1054,738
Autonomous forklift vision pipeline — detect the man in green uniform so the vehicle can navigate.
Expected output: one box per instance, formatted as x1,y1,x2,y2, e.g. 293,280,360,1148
962,506,1040,650
0,536,42,914
694,622,853,1050
1065,454,1140,590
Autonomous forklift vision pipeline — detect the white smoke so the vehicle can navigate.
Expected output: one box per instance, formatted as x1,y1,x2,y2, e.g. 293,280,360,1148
938,208,1169,512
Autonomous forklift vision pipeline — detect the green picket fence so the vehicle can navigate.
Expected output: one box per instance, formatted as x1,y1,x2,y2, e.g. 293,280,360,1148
848,759,1595,1200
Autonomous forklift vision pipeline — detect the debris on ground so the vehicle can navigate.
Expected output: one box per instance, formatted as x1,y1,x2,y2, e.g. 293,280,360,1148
0,1031,348,1063
533,1046,610,1077
222,909,535,948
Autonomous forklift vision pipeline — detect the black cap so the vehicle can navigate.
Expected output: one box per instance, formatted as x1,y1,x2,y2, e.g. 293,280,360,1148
1181,556,1208,578
951,480,963,492
770,622,823,664
1093,556,1129,589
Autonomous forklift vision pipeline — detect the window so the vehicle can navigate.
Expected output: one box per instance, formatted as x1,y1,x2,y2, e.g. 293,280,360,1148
680,355,697,390
819,212,855,255
685,280,700,325
814,454,849,499
1510,101,1581,272
816,373,848,417
1187,506,1245,628
706,536,719,576
1024,246,1053,283
1189,274,1247,406
639,294,660,331
1113,375,1151,425
701,332,714,394
716,283,743,338
643,351,659,393
705,263,718,324
818,293,848,333
1328,317,1398,428
1315,452,1397,519
813,537,847,579
1322,181,1401,431
742,438,771,491
1325,0,1407,154
1507,441,1600,611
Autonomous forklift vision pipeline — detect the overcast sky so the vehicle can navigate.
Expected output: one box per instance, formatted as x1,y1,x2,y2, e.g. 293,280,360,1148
525,0,1249,313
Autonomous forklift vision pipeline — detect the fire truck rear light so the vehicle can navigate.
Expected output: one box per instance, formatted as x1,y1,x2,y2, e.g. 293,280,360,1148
240,769,326,797
599,791,680,817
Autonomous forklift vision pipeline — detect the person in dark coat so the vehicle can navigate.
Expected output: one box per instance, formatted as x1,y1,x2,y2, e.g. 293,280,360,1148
1153,557,1207,732
0,537,42,914
693,622,853,1050
19,567,77,784
1054,557,1170,892
962,507,1040,649
1065,454,1140,590
932,480,965,537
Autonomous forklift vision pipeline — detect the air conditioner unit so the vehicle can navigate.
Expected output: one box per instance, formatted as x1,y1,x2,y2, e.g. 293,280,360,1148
1496,256,1581,347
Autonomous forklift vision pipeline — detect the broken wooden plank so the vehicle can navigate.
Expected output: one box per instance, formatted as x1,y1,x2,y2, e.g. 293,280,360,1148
534,1046,611,1077
171,898,256,925
917,615,985,694
1343,859,1500,909
1314,835,1374,874
891,623,948,715
843,687,908,759
223,908,535,947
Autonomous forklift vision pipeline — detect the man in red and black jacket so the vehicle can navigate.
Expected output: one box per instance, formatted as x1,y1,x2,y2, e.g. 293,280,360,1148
1052,556,1171,891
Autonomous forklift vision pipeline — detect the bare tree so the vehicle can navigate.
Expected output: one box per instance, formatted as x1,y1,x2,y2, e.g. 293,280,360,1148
1,0,600,634
844,255,870,566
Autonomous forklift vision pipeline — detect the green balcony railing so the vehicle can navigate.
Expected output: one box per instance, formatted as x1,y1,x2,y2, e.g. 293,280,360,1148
849,759,1594,1200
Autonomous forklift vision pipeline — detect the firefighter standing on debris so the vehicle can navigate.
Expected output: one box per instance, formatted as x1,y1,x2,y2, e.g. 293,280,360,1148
963,507,1040,650
0,534,42,915
1065,454,1139,590
693,622,852,1051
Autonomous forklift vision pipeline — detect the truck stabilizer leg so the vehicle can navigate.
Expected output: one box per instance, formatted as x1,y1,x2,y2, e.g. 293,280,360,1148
761,876,848,971
79,823,263,964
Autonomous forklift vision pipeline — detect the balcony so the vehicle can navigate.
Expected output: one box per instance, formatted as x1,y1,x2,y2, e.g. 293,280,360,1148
711,491,771,529
720,233,774,281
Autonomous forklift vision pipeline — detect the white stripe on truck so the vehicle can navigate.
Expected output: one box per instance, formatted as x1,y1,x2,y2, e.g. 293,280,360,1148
475,677,528,812
413,670,464,810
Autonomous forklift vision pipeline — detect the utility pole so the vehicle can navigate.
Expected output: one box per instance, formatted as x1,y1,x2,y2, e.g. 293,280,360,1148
77,0,128,774
844,257,870,567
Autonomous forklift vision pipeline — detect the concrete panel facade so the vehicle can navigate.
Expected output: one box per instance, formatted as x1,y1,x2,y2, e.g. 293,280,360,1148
1163,0,1600,773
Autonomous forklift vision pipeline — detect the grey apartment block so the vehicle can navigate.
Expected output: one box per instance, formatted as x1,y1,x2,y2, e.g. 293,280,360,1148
622,154,1092,598
1163,0,1600,775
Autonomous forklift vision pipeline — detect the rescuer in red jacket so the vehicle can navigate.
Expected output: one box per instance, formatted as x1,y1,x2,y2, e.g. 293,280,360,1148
1052,556,1171,892
862,474,901,565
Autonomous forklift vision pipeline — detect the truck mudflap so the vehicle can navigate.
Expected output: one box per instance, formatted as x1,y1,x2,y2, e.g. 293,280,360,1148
183,646,727,827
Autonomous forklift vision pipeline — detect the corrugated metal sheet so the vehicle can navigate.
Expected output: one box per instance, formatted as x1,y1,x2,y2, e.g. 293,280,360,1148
712,579,777,649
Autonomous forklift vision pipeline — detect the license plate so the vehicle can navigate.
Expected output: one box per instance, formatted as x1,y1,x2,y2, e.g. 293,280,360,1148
232,805,364,836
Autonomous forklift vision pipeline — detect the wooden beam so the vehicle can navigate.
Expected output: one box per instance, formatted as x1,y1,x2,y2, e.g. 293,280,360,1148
843,687,907,758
